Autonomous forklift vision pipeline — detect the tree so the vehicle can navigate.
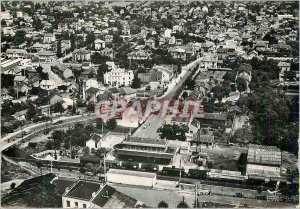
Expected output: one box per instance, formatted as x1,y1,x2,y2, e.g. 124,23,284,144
1,19,7,27
97,63,109,82
158,124,188,141
86,102,95,112
177,197,189,208
182,91,188,100
1,74,14,88
86,33,95,49
52,102,65,113
184,78,195,90
32,17,43,30
105,118,117,130
10,182,16,190
13,30,26,46
131,75,141,89
57,39,63,58
70,33,76,50
83,147,90,156
51,130,65,149
158,201,168,208
26,103,37,121
91,52,110,64
236,77,247,92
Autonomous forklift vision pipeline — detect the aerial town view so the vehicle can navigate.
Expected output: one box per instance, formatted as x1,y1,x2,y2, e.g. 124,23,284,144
0,1,299,208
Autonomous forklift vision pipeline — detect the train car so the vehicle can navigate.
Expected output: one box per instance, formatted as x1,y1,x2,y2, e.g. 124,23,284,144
187,169,208,180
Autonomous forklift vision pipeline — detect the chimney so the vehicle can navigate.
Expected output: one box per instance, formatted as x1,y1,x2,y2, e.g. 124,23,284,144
65,187,70,194
92,192,97,198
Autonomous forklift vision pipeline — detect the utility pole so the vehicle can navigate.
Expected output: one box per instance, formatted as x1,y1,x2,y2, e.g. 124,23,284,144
195,182,198,208
103,152,107,182
179,159,182,182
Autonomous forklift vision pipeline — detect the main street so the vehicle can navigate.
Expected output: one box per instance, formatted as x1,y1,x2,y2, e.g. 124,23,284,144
132,57,203,138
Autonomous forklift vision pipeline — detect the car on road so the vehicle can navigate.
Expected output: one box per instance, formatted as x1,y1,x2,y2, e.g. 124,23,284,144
52,120,63,125
22,130,31,135
142,123,150,129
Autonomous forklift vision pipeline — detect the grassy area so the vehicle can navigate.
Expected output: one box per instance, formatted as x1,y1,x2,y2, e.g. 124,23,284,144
1,159,31,183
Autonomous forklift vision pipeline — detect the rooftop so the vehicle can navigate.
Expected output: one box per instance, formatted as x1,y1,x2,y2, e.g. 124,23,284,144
247,144,282,166
107,168,156,178
65,180,103,200
123,136,167,146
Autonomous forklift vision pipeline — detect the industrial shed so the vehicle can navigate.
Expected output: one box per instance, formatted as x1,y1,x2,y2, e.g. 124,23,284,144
107,169,157,187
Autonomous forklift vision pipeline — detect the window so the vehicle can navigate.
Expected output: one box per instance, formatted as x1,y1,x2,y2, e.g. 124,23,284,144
66,201,70,207
83,204,87,208
75,202,78,208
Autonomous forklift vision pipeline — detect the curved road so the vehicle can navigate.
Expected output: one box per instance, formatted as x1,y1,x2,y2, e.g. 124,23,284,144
1,114,99,152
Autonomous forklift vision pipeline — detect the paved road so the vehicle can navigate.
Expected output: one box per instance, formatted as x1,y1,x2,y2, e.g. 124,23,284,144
131,57,203,138
132,114,165,138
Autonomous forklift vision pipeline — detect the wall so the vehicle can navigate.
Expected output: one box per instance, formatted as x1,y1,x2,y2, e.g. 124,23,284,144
107,173,155,187
62,196,91,208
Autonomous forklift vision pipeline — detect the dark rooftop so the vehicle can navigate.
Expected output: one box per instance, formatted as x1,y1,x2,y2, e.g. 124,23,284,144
1,174,62,208
65,180,103,200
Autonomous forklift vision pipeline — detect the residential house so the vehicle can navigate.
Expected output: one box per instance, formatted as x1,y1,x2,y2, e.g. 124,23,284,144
1,88,13,101
122,25,130,35
40,80,57,91
278,61,291,73
254,41,269,51
145,38,155,48
50,95,63,105
127,50,151,60
173,25,183,33
236,71,252,93
202,55,218,69
82,79,100,100
73,49,91,62
94,39,106,50
85,134,101,151
151,65,175,84
6,49,27,59
168,47,186,61
14,76,29,94
12,110,27,121
38,51,57,62
104,64,133,87
43,33,56,44
105,35,113,43
118,87,137,101
99,48,113,59
62,180,138,208
195,113,227,128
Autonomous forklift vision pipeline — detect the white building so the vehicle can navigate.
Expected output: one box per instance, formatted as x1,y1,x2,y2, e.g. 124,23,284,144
107,169,157,187
43,33,56,44
104,63,133,87
85,134,100,151
94,39,106,50
246,145,282,178
172,25,183,33
6,49,27,59
38,51,57,62
62,180,138,208
40,80,57,91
